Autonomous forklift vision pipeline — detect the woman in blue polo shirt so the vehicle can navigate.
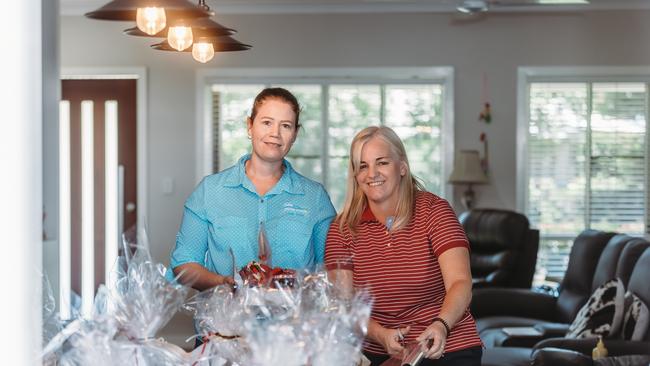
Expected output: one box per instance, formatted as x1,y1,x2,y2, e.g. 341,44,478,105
169,88,336,290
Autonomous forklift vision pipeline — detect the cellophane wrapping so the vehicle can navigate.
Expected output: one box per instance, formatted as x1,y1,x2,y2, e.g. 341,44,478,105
43,230,210,365
185,269,371,366
44,230,371,365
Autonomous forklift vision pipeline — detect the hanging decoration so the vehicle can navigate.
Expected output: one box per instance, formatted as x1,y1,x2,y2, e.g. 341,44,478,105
85,0,251,63
480,132,489,174
478,72,492,123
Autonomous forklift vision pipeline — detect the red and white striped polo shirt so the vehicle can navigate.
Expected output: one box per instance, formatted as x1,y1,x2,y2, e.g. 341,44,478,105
325,191,483,355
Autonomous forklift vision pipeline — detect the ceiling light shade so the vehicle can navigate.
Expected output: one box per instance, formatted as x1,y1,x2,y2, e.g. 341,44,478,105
123,17,235,38
151,36,252,52
85,0,209,21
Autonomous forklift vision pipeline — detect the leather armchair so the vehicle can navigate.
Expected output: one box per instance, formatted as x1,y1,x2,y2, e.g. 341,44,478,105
459,209,539,288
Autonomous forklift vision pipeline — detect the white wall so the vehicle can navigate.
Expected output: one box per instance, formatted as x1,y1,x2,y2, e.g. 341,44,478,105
61,10,650,265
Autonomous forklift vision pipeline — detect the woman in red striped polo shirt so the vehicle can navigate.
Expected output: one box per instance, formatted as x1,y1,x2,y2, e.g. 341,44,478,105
325,126,482,366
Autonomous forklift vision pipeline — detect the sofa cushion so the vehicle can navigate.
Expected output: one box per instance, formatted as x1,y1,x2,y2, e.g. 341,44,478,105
621,291,649,341
566,278,625,339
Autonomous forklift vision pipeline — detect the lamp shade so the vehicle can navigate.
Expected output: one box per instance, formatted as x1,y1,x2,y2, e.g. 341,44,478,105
448,150,488,184
85,0,209,21
123,17,235,38
151,35,251,52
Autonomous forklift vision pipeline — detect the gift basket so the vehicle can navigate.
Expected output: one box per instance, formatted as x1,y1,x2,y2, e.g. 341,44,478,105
43,225,371,365
183,224,372,366
42,230,214,365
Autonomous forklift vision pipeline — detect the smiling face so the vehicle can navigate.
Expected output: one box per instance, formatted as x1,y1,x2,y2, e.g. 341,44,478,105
355,136,407,208
247,98,298,164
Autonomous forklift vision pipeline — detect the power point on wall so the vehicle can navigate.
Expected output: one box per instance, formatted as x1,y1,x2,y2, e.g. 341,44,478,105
162,177,174,195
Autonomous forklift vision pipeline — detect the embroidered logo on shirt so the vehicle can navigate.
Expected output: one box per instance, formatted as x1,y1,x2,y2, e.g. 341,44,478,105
283,202,309,216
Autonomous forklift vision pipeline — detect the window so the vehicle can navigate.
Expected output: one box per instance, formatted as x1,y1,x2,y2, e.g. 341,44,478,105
518,68,649,283
203,68,453,210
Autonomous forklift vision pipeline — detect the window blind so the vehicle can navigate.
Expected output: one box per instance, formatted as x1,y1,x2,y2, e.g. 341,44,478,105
527,81,648,282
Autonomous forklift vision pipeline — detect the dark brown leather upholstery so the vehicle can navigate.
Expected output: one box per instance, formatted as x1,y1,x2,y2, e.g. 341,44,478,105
479,246,650,366
472,230,614,326
459,209,539,288
474,230,621,349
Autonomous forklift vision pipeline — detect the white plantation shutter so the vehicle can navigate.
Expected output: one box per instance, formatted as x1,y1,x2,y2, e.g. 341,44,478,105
528,83,588,237
527,81,648,282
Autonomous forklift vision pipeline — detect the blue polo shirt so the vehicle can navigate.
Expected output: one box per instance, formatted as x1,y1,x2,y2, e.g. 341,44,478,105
169,154,336,278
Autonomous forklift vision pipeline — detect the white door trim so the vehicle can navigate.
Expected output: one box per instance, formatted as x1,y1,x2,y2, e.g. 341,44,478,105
61,67,148,235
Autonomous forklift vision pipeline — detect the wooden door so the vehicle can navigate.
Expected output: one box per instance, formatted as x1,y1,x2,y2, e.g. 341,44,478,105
61,79,137,297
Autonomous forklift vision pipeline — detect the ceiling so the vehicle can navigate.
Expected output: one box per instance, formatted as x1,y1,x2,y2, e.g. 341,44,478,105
61,0,650,15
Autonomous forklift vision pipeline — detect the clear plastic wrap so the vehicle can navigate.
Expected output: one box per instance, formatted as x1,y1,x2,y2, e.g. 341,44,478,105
111,232,189,340
42,271,63,358
43,229,198,366
187,268,371,366
44,228,371,366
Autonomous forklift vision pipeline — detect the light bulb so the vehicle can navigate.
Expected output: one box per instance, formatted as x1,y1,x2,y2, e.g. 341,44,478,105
136,7,166,35
192,42,215,63
167,26,193,51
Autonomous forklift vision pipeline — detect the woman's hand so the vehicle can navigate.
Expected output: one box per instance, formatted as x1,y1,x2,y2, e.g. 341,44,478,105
377,325,411,356
174,263,234,290
416,321,447,359
218,275,235,286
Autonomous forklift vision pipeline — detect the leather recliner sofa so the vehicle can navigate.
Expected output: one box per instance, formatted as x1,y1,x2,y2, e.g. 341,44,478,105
471,232,650,366
480,245,650,366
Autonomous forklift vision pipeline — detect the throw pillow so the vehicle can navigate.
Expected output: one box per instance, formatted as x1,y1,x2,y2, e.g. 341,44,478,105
566,278,625,339
620,291,649,341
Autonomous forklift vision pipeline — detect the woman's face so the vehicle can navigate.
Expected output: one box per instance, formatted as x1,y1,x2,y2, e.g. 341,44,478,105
355,136,407,207
247,98,298,164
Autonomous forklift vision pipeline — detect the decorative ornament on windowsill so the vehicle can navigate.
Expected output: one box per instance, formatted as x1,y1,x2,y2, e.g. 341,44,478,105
85,0,251,63
448,150,489,211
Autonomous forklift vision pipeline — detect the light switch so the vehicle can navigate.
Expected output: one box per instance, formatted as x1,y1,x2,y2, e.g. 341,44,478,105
162,177,174,195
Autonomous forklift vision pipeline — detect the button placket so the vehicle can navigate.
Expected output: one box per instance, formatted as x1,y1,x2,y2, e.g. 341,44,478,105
258,195,266,225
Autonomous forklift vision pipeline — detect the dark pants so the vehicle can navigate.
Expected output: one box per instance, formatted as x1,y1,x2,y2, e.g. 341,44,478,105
364,346,482,366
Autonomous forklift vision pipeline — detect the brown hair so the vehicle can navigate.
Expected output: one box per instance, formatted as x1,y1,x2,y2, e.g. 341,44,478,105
337,126,425,235
250,87,301,129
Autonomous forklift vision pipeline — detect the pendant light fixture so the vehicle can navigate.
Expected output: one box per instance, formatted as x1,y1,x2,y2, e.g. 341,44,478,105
123,17,235,38
86,0,250,63
136,7,167,35
191,42,215,63
167,21,194,51
86,0,210,35
151,35,252,52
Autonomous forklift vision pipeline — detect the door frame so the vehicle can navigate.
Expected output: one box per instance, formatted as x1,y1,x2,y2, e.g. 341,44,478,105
61,67,148,235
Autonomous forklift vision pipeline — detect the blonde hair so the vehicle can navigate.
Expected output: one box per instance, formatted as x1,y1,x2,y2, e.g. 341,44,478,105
337,126,425,235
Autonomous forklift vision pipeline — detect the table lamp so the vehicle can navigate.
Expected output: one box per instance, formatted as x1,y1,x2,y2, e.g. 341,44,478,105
448,150,489,210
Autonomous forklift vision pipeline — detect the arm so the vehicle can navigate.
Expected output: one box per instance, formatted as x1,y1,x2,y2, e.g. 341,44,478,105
416,247,473,359
170,181,233,291
328,269,410,357
173,263,233,291
325,223,406,355
312,186,337,264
